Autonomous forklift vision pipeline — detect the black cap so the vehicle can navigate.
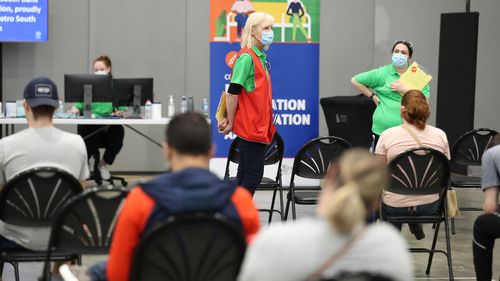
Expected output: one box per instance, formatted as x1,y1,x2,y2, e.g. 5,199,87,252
23,77,59,108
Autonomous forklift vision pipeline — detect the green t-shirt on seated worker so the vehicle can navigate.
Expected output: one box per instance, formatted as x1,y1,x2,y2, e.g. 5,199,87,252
74,102,127,117
355,64,430,135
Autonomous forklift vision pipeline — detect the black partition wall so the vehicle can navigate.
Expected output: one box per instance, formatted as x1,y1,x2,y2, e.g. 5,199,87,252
436,12,479,146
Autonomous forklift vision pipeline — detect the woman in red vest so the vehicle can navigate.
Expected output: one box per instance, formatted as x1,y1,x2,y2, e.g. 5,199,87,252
218,12,276,195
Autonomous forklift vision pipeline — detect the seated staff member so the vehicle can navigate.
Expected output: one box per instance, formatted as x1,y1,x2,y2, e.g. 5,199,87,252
351,40,430,148
376,90,449,240
70,55,127,180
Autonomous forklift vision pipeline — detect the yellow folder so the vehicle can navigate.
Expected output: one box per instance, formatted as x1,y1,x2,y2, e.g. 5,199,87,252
399,62,432,92
215,91,227,122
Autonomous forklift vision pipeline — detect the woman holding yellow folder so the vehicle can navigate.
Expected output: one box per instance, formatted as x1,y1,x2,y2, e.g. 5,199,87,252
351,40,430,148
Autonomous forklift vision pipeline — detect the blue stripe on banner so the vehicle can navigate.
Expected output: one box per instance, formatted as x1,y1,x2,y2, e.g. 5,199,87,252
210,42,319,158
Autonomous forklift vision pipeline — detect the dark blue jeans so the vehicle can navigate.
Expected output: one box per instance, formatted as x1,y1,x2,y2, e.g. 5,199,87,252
381,200,440,230
0,235,25,251
88,261,107,281
236,138,267,196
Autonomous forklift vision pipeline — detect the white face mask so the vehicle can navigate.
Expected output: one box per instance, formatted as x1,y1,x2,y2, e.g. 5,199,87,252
94,70,107,75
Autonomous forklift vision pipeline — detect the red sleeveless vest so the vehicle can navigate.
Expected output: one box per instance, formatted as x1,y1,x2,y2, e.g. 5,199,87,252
232,47,276,144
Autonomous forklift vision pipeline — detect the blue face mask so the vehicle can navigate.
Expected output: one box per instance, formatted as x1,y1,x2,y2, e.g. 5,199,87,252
260,30,274,46
392,53,408,68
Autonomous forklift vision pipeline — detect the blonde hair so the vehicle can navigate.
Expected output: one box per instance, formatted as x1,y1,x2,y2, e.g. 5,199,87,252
326,149,388,233
240,12,274,50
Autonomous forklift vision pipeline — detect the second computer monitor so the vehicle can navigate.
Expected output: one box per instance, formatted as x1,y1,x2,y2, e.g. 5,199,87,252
64,74,113,103
112,78,154,107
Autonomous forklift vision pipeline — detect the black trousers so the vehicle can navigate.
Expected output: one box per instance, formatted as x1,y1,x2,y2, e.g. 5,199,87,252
473,212,500,281
77,125,124,165
235,138,267,196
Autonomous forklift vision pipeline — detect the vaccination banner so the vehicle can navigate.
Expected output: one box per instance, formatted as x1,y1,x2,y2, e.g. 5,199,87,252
210,0,320,158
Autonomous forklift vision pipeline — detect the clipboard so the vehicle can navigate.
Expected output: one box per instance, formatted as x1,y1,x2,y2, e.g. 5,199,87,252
399,62,432,91
215,91,227,122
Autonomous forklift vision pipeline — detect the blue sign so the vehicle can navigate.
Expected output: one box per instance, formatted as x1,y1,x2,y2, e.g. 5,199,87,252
0,0,48,42
210,42,319,157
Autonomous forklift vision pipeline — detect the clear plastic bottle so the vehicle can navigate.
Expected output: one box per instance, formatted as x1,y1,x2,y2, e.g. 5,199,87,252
201,98,209,118
180,96,188,113
145,99,152,119
57,100,64,116
167,95,175,117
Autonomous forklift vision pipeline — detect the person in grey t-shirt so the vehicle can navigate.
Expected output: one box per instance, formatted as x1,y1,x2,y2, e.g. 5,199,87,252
473,134,500,281
0,77,89,252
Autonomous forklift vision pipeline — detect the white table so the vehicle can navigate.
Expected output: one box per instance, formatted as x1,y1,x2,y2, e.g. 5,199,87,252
0,117,170,147
0,117,170,125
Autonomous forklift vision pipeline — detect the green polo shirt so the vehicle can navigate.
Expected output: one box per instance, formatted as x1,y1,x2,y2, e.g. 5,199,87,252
231,46,269,92
74,102,127,117
355,64,430,135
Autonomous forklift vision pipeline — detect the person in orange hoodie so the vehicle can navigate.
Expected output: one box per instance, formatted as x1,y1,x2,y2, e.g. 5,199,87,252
60,112,260,281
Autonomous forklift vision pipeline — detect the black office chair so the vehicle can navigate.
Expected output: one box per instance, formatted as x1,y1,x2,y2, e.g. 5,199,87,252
284,136,351,220
91,146,128,187
0,167,83,281
449,128,497,233
224,133,285,223
381,147,453,280
129,213,246,281
40,186,129,281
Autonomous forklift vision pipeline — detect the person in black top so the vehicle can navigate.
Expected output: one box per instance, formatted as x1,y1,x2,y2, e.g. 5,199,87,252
286,0,310,43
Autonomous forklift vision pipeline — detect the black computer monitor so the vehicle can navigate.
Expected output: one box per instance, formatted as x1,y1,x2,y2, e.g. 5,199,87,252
64,74,113,118
113,78,153,105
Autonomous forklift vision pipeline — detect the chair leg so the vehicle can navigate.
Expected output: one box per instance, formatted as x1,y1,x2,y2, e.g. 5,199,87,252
291,192,297,220
444,215,454,280
451,217,456,235
278,182,285,221
13,261,20,281
425,222,441,275
268,186,278,223
284,193,291,221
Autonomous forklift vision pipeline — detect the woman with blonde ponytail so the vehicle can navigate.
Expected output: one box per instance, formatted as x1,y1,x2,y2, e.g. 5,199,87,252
238,149,412,281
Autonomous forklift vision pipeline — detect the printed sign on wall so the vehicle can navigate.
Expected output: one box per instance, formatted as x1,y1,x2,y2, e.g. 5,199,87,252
210,0,320,158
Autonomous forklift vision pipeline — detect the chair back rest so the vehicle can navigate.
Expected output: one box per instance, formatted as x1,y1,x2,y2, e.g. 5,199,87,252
0,167,83,226
130,213,246,281
41,187,128,280
450,128,497,166
48,187,129,254
388,147,450,196
291,136,351,181
224,133,285,179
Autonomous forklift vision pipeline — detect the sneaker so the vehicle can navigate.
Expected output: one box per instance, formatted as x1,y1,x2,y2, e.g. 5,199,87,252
98,164,111,180
59,264,92,281
409,223,425,240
